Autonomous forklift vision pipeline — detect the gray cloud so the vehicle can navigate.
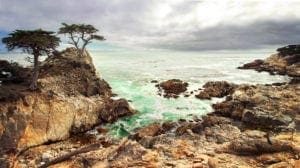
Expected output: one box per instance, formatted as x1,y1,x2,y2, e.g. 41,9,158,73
0,0,300,50
149,19,300,50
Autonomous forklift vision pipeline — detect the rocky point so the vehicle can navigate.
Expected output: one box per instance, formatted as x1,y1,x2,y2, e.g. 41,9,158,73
0,48,135,167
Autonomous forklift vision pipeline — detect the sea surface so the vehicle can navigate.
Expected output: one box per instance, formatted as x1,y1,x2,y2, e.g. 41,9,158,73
1,47,290,138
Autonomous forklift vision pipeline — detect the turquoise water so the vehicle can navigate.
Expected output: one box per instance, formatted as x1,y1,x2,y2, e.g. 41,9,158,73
0,47,290,138
88,48,290,138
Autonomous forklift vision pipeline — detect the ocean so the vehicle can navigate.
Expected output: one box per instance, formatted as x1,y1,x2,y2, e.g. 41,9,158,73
88,47,290,137
1,47,290,137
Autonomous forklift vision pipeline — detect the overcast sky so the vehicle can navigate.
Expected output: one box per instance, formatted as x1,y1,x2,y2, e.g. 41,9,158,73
0,0,300,51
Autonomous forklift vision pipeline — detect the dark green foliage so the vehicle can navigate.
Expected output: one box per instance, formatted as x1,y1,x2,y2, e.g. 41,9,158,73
277,45,300,56
2,29,60,56
1,29,60,90
0,60,24,84
58,23,105,57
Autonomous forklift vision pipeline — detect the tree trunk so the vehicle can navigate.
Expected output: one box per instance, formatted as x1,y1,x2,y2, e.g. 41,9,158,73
80,42,88,57
29,54,39,90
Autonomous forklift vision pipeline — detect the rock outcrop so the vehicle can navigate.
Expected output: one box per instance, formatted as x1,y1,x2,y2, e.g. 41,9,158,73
156,79,188,98
238,45,300,81
0,48,135,162
195,81,237,99
213,84,299,130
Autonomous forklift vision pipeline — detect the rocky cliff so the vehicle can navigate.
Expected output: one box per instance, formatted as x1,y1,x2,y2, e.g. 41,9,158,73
0,48,135,166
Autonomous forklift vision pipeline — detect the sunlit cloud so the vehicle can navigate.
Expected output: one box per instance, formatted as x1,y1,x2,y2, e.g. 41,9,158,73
0,0,299,50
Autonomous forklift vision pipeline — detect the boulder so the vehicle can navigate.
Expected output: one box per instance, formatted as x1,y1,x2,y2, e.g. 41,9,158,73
242,109,293,129
131,123,165,141
100,98,136,123
228,130,295,155
195,81,237,99
157,79,188,98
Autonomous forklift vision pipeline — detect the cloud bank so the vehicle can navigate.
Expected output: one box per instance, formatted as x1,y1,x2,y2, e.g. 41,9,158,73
0,0,300,50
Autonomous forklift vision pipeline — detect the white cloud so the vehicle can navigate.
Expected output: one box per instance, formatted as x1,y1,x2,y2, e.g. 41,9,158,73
0,0,300,50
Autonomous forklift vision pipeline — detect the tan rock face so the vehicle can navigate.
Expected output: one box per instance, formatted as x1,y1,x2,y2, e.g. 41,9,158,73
11,93,104,150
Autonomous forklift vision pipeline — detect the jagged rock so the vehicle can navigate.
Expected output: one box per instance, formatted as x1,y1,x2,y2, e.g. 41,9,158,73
228,130,295,155
131,123,165,141
100,98,136,123
96,127,109,134
212,84,299,130
157,79,188,98
212,100,245,119
242,109,293,129
195,81,237,99
238,59,264,71
239,46,300,78
40,48,112,97
109,140,159,168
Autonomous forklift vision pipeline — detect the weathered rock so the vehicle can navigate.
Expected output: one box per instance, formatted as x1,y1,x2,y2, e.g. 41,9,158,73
96,127,109,134
212,100,245,119
40,48,112,97
228,130,295,155
239,46,300,79
213,84,300,130
109,140,159,168
157,79,188,98
131,123,165,141
100,98,136,123
242,109,293,129
238,59,264,70
195,81,237,99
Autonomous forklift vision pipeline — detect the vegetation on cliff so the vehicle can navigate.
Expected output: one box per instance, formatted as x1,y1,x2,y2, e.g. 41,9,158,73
2,29,60,90
58,23,105,57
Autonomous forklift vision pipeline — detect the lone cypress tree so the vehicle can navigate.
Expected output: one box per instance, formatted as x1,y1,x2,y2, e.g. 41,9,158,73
58,23,105,57
2,29,60,90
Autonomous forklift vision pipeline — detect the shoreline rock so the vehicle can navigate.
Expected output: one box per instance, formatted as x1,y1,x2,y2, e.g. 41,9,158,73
238,45,300,82
195,81,237,99
156,79,188,98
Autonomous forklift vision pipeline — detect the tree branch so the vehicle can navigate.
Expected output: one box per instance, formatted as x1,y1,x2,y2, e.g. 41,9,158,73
39,143,101,168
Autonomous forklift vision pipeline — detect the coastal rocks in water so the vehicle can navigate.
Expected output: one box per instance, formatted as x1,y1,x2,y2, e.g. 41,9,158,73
157,79,188,98
100,98,136,123
212,100,245,119
131,121,176,141
213,84,300,130
195,81,237,99
239,45,300,79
